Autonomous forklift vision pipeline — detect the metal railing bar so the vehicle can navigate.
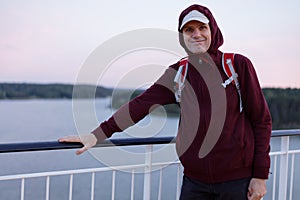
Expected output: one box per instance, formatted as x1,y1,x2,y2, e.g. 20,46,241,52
46,176,50,200
102,137,176,147
111,170,116,200
176,163,181,200
21,178,25,200
69,174,73,200
271,129,300,137
158,168,163,200
1,161,183,200
287,150,300,154
17,136,280,200
0,164,144,181
143,145,153,200
1,164,192,200
270,149,300,156
0,137,175,154
130,169,135,200
272,155,277,200
0,141,83,153
289,154,295,200
278,136,289,200
140,160,180,169
91,172,95,200
0,131,299,200
1,130,299,154
0,160,181,181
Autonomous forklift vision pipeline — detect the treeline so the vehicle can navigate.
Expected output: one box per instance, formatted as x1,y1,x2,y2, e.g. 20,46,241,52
263,88,300,129
111,87,300,130
0,83,112,99
0,83,299,129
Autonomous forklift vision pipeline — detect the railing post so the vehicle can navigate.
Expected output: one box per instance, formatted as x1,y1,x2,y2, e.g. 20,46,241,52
21,178,25,200
143,144,153,200
176,164,181,200
278,136,289,200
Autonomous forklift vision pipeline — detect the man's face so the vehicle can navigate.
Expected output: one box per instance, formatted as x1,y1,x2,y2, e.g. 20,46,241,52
182,21,211,54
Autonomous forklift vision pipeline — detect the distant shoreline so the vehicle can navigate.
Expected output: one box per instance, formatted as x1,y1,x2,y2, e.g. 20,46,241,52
1,83,300,130
0,83,113,100
1,82,299,100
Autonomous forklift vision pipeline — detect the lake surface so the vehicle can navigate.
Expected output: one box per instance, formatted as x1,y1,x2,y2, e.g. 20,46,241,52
0,98,180,200
0,99,299,199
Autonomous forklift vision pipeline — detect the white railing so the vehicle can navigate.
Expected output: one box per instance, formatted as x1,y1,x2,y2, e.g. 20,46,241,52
0,130,300,200
268,129,300,200
0,161,182,200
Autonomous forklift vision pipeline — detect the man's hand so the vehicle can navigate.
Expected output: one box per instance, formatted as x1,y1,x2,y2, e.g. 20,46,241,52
58,134,98,155
247,178,267,200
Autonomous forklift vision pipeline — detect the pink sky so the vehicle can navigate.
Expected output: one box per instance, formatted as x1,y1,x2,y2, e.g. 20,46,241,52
1,0,299,88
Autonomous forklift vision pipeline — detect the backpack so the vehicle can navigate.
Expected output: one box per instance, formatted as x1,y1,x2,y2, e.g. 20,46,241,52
174,53,243,112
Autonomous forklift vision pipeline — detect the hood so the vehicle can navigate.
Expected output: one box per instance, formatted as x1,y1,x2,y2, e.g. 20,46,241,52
178,4,224,56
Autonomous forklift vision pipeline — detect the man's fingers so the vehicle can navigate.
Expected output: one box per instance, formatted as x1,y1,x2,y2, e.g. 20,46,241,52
58,136,81,143
58,134,98,155
76,146,88,155
247,192,264,200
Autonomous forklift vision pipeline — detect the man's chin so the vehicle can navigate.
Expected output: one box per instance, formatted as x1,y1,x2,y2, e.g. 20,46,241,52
189,45,207,53
191,49,206,54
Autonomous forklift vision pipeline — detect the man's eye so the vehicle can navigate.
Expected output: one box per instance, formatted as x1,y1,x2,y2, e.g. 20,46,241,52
199,26,207,30
184,27,193,32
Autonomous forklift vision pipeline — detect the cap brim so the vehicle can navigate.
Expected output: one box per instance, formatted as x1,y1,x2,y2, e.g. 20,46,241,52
180,17,209,30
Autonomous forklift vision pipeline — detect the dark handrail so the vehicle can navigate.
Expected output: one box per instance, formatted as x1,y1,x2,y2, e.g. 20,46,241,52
271,129,300,137
0,130,299,154
0,137,176,153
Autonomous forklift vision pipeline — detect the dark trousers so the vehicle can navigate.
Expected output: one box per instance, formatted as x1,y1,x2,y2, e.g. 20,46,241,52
180,176,250,200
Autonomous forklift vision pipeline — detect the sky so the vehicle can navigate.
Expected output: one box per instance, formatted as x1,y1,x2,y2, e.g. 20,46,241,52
0,0,300,88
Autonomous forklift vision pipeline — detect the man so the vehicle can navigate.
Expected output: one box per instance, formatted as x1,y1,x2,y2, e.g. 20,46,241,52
59,4,271,200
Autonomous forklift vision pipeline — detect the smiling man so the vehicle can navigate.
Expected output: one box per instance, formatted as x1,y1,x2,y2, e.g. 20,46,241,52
176,5,271,200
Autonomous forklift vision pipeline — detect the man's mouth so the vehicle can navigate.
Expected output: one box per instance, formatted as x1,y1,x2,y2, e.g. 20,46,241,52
192,40,206,45
196,39,205,42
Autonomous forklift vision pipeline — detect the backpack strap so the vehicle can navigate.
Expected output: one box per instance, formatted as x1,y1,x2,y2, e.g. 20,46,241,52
221,53,243,112
174,57,188,103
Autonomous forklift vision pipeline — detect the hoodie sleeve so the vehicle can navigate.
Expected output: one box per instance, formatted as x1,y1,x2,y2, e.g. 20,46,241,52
235,54,272,179
91,65,178,141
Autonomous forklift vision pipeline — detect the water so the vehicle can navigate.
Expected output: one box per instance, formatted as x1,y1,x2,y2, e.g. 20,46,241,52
0,99,299,199
0,99,180,200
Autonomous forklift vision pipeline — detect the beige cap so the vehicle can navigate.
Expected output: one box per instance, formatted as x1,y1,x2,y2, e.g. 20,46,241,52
180,10,209,30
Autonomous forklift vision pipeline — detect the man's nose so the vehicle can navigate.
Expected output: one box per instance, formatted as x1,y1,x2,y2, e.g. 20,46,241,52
192,29,201,38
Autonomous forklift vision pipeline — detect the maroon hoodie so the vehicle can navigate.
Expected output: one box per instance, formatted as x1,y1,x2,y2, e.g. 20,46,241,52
92,4,272,183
